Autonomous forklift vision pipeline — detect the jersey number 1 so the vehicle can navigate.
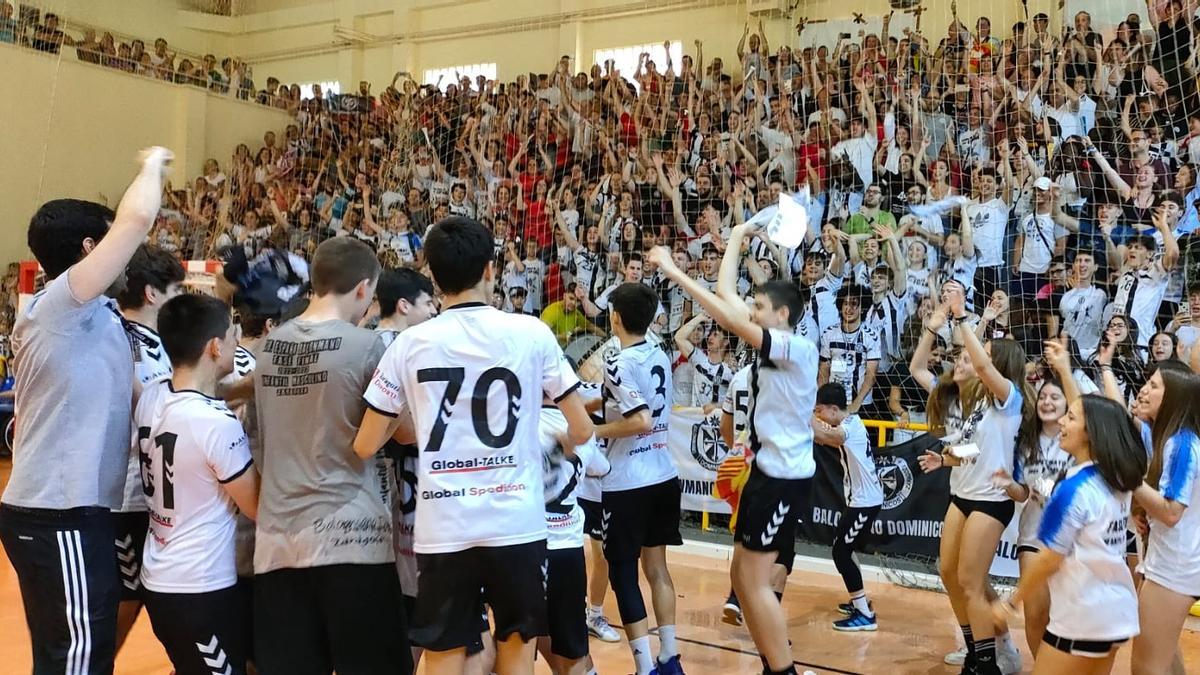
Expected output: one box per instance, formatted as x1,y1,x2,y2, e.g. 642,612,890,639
417,367,522,452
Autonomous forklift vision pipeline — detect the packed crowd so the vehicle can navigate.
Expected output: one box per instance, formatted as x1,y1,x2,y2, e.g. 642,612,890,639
1,2,299,109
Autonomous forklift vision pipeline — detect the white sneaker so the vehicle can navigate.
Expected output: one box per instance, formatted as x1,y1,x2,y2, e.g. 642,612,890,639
586,611,621,643
944,646,968,666
997,636,1023,674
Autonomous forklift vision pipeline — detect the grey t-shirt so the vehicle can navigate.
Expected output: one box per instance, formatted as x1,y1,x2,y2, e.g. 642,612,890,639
252,318,391,574
2,272,133,510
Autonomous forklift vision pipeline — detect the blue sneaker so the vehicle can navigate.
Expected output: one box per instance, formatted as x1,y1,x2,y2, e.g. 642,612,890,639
833,608,878,632
650,654,686,675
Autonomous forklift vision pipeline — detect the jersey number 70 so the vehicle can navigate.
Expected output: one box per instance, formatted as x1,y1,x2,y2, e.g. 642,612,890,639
417,367,523,452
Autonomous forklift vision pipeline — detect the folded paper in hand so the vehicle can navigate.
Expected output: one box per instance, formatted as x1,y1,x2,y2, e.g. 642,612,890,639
745,189,811,249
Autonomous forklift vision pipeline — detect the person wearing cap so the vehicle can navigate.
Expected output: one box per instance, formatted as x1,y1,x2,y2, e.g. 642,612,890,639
1013,177,1078,302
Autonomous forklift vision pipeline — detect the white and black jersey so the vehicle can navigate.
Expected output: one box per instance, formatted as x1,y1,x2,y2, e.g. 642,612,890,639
748,329,819,479
803,272,843,336
572,247,606,300
722,365,752,445
1059,286,1109,357
601,340,675,491
819,324,882,405
688,348,733,407
364,303,579,555
121,321,176,514
837,415,883,508
941,253,979,307
134,382,253,594
540,408,609,551
1014,432,1074,551
1110,263,1168,347
864,291,909,374
233,346,256,378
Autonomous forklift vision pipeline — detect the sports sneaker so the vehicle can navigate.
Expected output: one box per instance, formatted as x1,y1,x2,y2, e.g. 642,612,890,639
832,608,878,632
997,637,1022,674
945,647,968,665
836,600,874,616
650,654,686,675
722,591,743,626
585,611,620,643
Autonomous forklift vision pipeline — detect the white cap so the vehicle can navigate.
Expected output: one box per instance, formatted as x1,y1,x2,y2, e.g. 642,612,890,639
1034,176,1055,191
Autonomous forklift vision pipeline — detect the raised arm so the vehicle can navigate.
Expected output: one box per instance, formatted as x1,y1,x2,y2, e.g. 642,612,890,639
958,299,1014,400
673,311,706,359
648,239,760,348
909,305,948,393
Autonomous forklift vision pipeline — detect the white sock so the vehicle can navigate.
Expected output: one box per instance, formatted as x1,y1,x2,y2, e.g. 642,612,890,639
630,635,654,675
851,592,872,617
588,603,604,618
658,624,679,661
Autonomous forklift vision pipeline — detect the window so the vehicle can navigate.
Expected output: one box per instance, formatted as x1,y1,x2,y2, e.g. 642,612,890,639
299,80,340,100
593,41,682,91
423,63,497,91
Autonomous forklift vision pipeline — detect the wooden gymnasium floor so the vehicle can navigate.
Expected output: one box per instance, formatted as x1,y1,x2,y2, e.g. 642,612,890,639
2,459,1197,675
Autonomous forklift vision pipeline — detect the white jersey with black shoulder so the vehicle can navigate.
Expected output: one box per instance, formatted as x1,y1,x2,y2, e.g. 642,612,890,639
688,348,732,407
601,340,676,491
135,382,253,594
120,322,175,513
819,323,882,405
540,407,610,550
837,415,883,508
364,303,579,555
749,328,818,480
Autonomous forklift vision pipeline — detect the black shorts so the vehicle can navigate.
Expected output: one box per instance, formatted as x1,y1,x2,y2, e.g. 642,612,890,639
114,510,149,602
545,547,589,660
411,540,548,652
601,479,683,562
734,465,809,556
144,583,251,675
578,498,604,541
1043,630,1129,658
950,496,1015,527
254,563,410,675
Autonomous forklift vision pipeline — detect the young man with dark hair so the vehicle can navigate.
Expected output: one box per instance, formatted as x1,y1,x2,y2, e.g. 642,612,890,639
590,280,682,675
648,219,818,675
252,237,411,675
113,243,186,650
1110,205,1179,347
375,266,438,344
135,294,259,675
811,383,882,632
0,147,172,674
356,216,592,675
819,284,882,417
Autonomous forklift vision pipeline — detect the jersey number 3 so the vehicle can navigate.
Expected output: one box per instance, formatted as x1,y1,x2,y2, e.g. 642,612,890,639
417,367,523,452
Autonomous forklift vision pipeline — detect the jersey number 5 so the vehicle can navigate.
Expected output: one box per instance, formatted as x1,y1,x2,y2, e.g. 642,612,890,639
417,367,523,452
137,428,177,510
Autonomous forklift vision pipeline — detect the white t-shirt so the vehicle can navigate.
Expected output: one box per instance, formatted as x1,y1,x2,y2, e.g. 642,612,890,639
722,365,752,446
539,408,609,551
837,415,883,508
120,322,175,513
1111,264,1169,348
1015,432,1074,550
748,328,818,480
832,133,878,188
948,381,1023,501
601,341,676,491
1060,286,1109,357
135,382,253,594
1018,213,1065,274
364,304,579,554
964,199,1011,268
1142,430,1200,596
1038,462,1139,642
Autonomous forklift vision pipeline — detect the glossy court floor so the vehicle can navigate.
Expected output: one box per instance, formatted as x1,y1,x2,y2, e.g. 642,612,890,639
2,460,1197,674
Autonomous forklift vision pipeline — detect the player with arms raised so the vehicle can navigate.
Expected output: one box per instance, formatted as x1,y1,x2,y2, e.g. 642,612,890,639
648,218,818,675
356,216,593,675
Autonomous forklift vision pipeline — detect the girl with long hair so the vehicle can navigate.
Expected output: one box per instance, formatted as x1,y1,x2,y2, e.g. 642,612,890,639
912,288,1036,675
1129,365,1200,675
993,395,1148,674
1088,314,1146,405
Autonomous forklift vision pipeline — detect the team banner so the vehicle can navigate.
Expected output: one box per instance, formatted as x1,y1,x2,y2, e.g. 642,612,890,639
666,407,733,515
665,412,1021,577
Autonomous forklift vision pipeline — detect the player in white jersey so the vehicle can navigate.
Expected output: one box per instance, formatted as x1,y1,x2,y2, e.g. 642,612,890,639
538,402,609,675
649,220,818,675
1057,251,1108,358
994,395,1146,673
1129,365,1200,675
812,383,883,632
590,282,682,675
135,294,259,675
1109,208,1179,347
819,285,882,417
673,312,733,410
356,217,592,674
113,244,185,649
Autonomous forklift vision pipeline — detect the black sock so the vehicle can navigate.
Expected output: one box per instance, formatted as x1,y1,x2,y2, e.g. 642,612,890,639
974,637,999,675
761,666,797,675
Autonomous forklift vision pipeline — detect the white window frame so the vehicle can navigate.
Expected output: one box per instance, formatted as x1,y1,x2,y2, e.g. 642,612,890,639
423,63,497,92
592,41,682,91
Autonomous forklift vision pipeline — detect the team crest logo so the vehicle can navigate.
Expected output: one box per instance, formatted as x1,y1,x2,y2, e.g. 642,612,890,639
876,456,913,510
690,416,729,471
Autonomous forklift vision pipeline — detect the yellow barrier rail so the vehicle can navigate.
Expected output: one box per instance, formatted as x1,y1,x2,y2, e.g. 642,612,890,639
698,418,932,532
